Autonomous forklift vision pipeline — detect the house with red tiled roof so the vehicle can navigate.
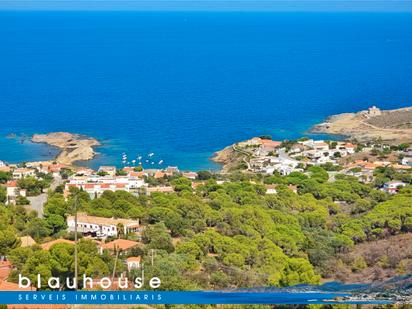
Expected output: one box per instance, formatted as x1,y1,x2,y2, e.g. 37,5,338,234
0,261,12,281
5,181,27,206
126,256,141,271
0,280,35,291
99,239,140,255
182,172,198,180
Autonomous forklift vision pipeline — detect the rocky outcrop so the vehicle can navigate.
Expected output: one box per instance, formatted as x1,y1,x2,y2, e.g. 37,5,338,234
32,132,100,165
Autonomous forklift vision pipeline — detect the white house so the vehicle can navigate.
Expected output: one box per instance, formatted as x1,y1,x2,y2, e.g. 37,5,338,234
0,161,5,167
313,141,330,152
401,157,412,167
65,175,145,198
382,181,407,194
265,185,277,195
5,181,27,205
98,166,117,176
12,168,36,179
126,256,141,271
66,213,140,238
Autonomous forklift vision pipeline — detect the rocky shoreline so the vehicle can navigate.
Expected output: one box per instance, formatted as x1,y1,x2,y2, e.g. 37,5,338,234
31,132,100,165
311,106,412,144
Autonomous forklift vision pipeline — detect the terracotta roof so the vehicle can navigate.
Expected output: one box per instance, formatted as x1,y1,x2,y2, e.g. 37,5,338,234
182,172,198,178
0,280,35,291
260,139,282,148
6,181,17,187
0,261,12,281
154,171,166,179
40,239,74,250
101,239,139,251
67,213,139,227
126,256,141,263
128,171,141,177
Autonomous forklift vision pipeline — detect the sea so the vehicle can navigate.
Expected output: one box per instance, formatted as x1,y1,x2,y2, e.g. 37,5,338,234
1,11,412,171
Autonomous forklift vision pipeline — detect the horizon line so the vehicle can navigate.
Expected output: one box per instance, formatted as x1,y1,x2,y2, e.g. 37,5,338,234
1,0,412,12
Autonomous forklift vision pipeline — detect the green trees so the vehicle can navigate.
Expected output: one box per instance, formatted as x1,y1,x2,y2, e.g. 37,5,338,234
25,218,51,240
0,187,6,203
1,162,409,291
9,240,110,289
143,222,174,253
0,228,20,255
0,171,11,184
17,177,48,196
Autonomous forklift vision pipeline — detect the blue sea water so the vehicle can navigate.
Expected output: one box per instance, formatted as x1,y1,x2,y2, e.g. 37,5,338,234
1,11,412,170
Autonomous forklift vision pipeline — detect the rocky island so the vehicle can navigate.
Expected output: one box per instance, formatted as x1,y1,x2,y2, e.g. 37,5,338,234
31,132,100,165
311,106,412,144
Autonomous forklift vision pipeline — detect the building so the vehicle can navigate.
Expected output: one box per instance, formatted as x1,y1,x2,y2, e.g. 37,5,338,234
401,157,412,167
265,185,277,195
67,213,140,238
64,174,145,198
5,181,26,205
182,172,198,180
12,168,35,179
382,181,407,194
146,186,174,195
99,239,140,255
98,166,117,177
366,106,382,117
126,256,141,271
313,141,330,152
0,161,5,167
0,260,12,282
164,166,179,176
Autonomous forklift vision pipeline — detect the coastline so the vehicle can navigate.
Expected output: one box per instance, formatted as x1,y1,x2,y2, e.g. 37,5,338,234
3,105,412,170
310,106,412,144
31,132,100,166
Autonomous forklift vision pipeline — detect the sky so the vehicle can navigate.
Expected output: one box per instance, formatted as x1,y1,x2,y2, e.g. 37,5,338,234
1,0,412,11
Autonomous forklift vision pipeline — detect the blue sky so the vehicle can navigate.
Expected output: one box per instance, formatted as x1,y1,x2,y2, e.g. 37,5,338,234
0,0,412,11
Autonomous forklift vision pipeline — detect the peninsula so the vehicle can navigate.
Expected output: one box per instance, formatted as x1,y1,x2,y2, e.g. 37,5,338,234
311,106,412,144
31,132,100,165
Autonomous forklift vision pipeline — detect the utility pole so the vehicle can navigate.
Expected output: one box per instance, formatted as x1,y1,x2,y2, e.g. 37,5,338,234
150,249,156,266
74,194,78,291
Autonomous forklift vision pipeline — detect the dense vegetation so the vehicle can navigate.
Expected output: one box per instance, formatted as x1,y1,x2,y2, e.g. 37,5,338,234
1,165,411,290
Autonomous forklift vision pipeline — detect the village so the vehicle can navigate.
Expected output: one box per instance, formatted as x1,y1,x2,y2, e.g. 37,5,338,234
0,134,411,294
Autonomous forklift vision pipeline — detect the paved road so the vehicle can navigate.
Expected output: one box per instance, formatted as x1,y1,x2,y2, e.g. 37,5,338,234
28,175,62,218
278,148,299,164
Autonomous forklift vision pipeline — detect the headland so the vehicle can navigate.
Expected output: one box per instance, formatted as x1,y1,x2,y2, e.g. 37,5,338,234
31,132,100,165
310,106,412,144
